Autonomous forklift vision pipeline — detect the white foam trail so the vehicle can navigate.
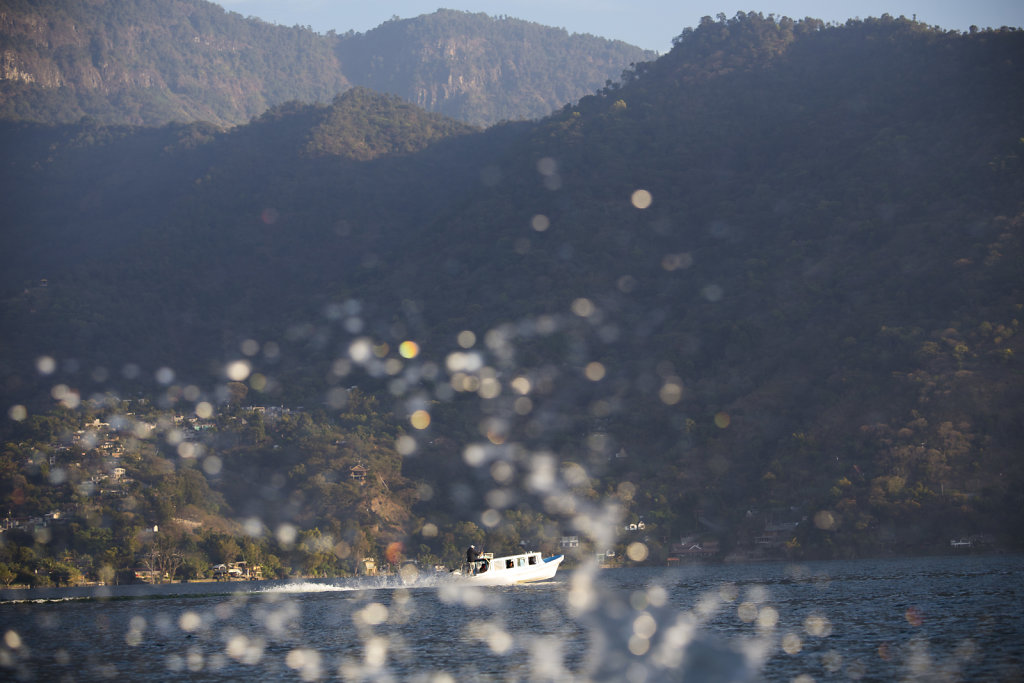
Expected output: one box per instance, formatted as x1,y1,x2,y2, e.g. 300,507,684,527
1,596,90,605
254,581,359,594
254,575,442,594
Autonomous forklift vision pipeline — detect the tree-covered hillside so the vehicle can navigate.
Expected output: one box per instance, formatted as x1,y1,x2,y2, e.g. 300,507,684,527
335,9,657,125
398,13,1024,556
0,393,449,585
0,0,349,125
1,14,1022,572
0,0,653,127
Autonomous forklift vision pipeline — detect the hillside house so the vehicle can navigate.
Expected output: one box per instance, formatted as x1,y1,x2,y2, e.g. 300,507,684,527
213,561,263,580
349,464,368,484
668,538,720,562
754,520,798,547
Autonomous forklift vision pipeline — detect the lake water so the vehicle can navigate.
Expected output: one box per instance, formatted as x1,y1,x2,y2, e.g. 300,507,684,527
1,554,1021,681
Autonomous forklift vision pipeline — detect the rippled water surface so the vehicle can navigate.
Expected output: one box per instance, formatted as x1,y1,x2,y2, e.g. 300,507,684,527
2,554,1022,680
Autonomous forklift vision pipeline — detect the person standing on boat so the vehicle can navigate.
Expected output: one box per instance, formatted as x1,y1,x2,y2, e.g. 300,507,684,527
466,545,481,574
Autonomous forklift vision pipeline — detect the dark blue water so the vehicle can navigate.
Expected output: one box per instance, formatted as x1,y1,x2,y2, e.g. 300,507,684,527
2,555,1021,681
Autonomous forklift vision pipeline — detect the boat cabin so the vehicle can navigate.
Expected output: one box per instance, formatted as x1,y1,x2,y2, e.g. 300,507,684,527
467,551,541,575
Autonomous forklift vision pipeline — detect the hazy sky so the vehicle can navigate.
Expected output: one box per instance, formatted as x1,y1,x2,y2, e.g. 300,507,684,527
211,1,1023,52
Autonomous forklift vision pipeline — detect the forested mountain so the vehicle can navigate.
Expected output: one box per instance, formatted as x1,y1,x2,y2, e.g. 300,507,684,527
0,0,653,127
335,9,657,125
0,0,349,125
1,13,1023,584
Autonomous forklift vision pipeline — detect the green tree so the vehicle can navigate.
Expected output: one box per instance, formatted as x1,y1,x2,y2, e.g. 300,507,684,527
0,563,16,586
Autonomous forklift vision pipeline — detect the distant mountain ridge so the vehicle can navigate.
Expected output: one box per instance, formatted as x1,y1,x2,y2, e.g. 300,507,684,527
336,9,657,125
0,0,349,125
0,0,654,127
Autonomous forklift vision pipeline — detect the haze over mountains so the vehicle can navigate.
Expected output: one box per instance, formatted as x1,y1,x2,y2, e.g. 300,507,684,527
0,0,654,127
0,4,1022,569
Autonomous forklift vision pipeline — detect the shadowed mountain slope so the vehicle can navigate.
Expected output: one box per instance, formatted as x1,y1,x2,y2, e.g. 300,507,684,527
1,13,1022,556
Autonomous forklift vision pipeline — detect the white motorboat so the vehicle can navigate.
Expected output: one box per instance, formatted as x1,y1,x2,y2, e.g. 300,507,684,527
455,551,563,585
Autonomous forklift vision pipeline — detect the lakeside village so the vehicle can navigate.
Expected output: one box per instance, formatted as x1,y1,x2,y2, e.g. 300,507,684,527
2,401,992,588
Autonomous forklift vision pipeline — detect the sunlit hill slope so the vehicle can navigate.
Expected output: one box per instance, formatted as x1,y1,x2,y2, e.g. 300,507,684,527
0,0,653,127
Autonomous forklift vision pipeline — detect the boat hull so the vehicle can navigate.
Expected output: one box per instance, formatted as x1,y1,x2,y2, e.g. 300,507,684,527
462,553,563,585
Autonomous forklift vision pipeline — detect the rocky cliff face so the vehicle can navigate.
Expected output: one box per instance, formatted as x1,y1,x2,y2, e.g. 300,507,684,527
1,8,81,88
336,11,657,126
0,0,347,125
1,3,654,128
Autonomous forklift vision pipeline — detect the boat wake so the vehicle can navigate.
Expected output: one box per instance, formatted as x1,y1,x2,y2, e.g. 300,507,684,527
1,595,94,605
0,569,549,606
251,574,454,594
253,581,360,594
